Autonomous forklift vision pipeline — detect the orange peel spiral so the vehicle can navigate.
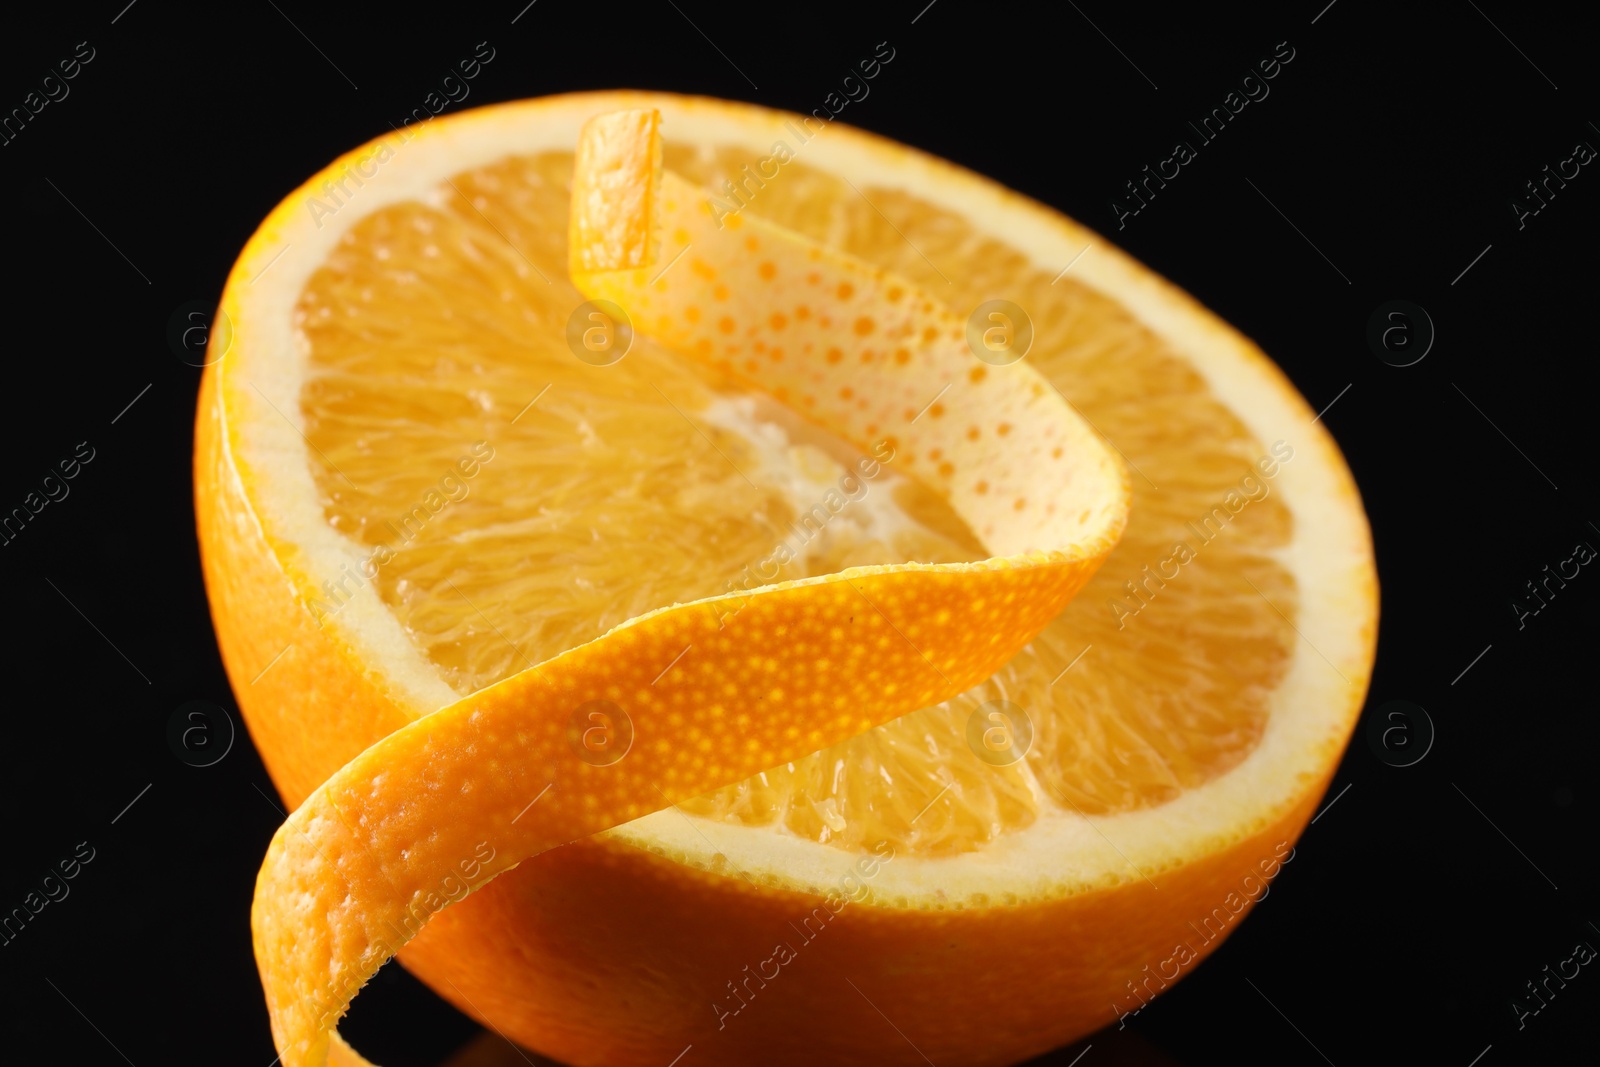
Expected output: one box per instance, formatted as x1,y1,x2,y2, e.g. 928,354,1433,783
251,108,1129,1067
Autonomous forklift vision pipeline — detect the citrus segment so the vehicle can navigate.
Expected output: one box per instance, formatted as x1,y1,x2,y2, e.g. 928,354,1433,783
294,143,1300,861
296,152,981,702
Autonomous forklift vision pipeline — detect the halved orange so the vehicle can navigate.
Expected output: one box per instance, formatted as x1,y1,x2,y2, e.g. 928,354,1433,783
198,91,1376,1066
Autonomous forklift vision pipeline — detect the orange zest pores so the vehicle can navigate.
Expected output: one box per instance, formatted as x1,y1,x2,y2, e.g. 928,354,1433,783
250,108,1129,1067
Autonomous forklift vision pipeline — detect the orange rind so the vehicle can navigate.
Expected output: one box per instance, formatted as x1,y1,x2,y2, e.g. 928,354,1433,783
251,109,1128,1066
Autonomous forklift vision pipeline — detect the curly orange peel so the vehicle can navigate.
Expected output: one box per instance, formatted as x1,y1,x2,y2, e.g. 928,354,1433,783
252,108,1128,1066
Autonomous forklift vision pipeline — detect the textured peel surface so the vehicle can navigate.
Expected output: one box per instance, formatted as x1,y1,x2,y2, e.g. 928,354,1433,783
253,109,1128,1067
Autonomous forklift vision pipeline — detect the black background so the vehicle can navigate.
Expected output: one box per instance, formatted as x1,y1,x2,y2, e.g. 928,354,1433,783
1,1,1596,1064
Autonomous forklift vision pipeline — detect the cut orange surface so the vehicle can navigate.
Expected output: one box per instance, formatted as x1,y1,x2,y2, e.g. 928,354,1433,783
197,92,1376,1067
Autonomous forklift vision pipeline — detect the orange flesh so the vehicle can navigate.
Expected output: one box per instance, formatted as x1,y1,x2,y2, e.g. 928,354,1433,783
297,148,1293,857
